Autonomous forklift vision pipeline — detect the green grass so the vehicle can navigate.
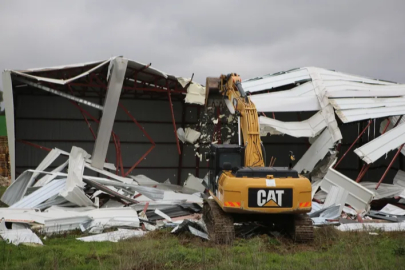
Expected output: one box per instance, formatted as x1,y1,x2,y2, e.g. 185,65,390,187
1,228,405,270
0,186,7,207
1,185,404,269
0,186,6,196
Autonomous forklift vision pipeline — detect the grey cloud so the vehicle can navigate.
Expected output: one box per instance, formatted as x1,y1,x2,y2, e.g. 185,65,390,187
0,0,404,84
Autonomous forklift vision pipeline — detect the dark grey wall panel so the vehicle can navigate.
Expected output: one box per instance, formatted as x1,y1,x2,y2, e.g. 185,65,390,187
115,99,182,122
111,122,176,142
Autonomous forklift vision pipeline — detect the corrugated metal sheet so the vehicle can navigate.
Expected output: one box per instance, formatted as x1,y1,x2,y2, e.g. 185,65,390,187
320,160,374,211
242,68,311,93
250,95,320,112
293,128,334,173
242,66,393,94
336,106,405,123
354,122,405,163
10,180,66,209
329,97,405,110
259,111,326,137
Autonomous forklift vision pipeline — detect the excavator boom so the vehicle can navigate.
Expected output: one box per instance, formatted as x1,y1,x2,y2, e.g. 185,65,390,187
218,74,264,167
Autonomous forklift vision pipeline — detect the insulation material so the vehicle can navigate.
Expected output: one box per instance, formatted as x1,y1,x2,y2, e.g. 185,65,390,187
177,128,201,144
354,122,405,164
0,219,43,246
77,229,145,242
293,128,334,173
259,111,326,137
178,77,206,105
320,160,374,211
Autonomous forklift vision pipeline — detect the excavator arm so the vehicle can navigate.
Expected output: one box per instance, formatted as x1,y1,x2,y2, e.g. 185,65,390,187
218,73,264,167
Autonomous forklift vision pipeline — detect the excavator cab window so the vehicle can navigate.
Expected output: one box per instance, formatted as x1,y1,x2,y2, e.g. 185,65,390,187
208,144,245,192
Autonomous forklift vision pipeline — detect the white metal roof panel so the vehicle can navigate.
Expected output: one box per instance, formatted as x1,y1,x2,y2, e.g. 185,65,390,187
336,106,405,123
293,128,334,173
250,95,320,112
242,66,394,94
329,97,405,110
354,122,405,164
10,180,66,209
242,68,310,93
259,111,326,137
320,160,374,211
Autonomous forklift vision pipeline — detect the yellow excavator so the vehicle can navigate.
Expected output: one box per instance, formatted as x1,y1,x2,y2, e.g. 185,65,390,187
202,73,313,244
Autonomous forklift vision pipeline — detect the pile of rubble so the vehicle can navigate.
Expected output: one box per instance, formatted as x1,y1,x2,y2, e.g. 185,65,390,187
0,146,208,246
309,158,405,232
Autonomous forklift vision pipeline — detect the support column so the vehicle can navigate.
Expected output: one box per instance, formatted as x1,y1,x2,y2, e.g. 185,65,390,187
2,71,15,182
91,57,128,169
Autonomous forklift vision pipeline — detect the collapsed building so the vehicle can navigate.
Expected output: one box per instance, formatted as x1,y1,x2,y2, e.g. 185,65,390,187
1,58,405,245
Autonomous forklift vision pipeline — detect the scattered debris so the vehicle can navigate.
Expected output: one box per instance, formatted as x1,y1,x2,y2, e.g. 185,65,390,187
77,229,146,242
177,127,201,144
0,219,43,246
0,146,205,244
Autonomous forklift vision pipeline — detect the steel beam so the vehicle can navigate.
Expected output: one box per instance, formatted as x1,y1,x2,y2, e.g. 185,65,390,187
14,77,104,110
167,82,181,155
91,57,128,169
334,120,372,169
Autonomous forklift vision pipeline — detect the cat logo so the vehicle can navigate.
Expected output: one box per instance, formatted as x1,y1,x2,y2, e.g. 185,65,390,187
257,189,284,207
248,188,293,208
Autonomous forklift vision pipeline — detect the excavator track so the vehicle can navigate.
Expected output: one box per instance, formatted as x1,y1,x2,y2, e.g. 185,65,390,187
203,199,235,244
290,214,314,242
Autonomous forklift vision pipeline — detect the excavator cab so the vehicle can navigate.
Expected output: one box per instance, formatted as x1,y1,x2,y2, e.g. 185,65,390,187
207,144,245,192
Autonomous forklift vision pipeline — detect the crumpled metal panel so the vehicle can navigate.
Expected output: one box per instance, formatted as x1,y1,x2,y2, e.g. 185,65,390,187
293,128,335,173
320,159,374,211
1,170,33,206
10,179,66,209
0,219,43,246
259,111,326,137
354,122,405,164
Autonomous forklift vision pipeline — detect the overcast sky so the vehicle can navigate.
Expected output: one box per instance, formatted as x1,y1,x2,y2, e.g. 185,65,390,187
1,0,405,85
